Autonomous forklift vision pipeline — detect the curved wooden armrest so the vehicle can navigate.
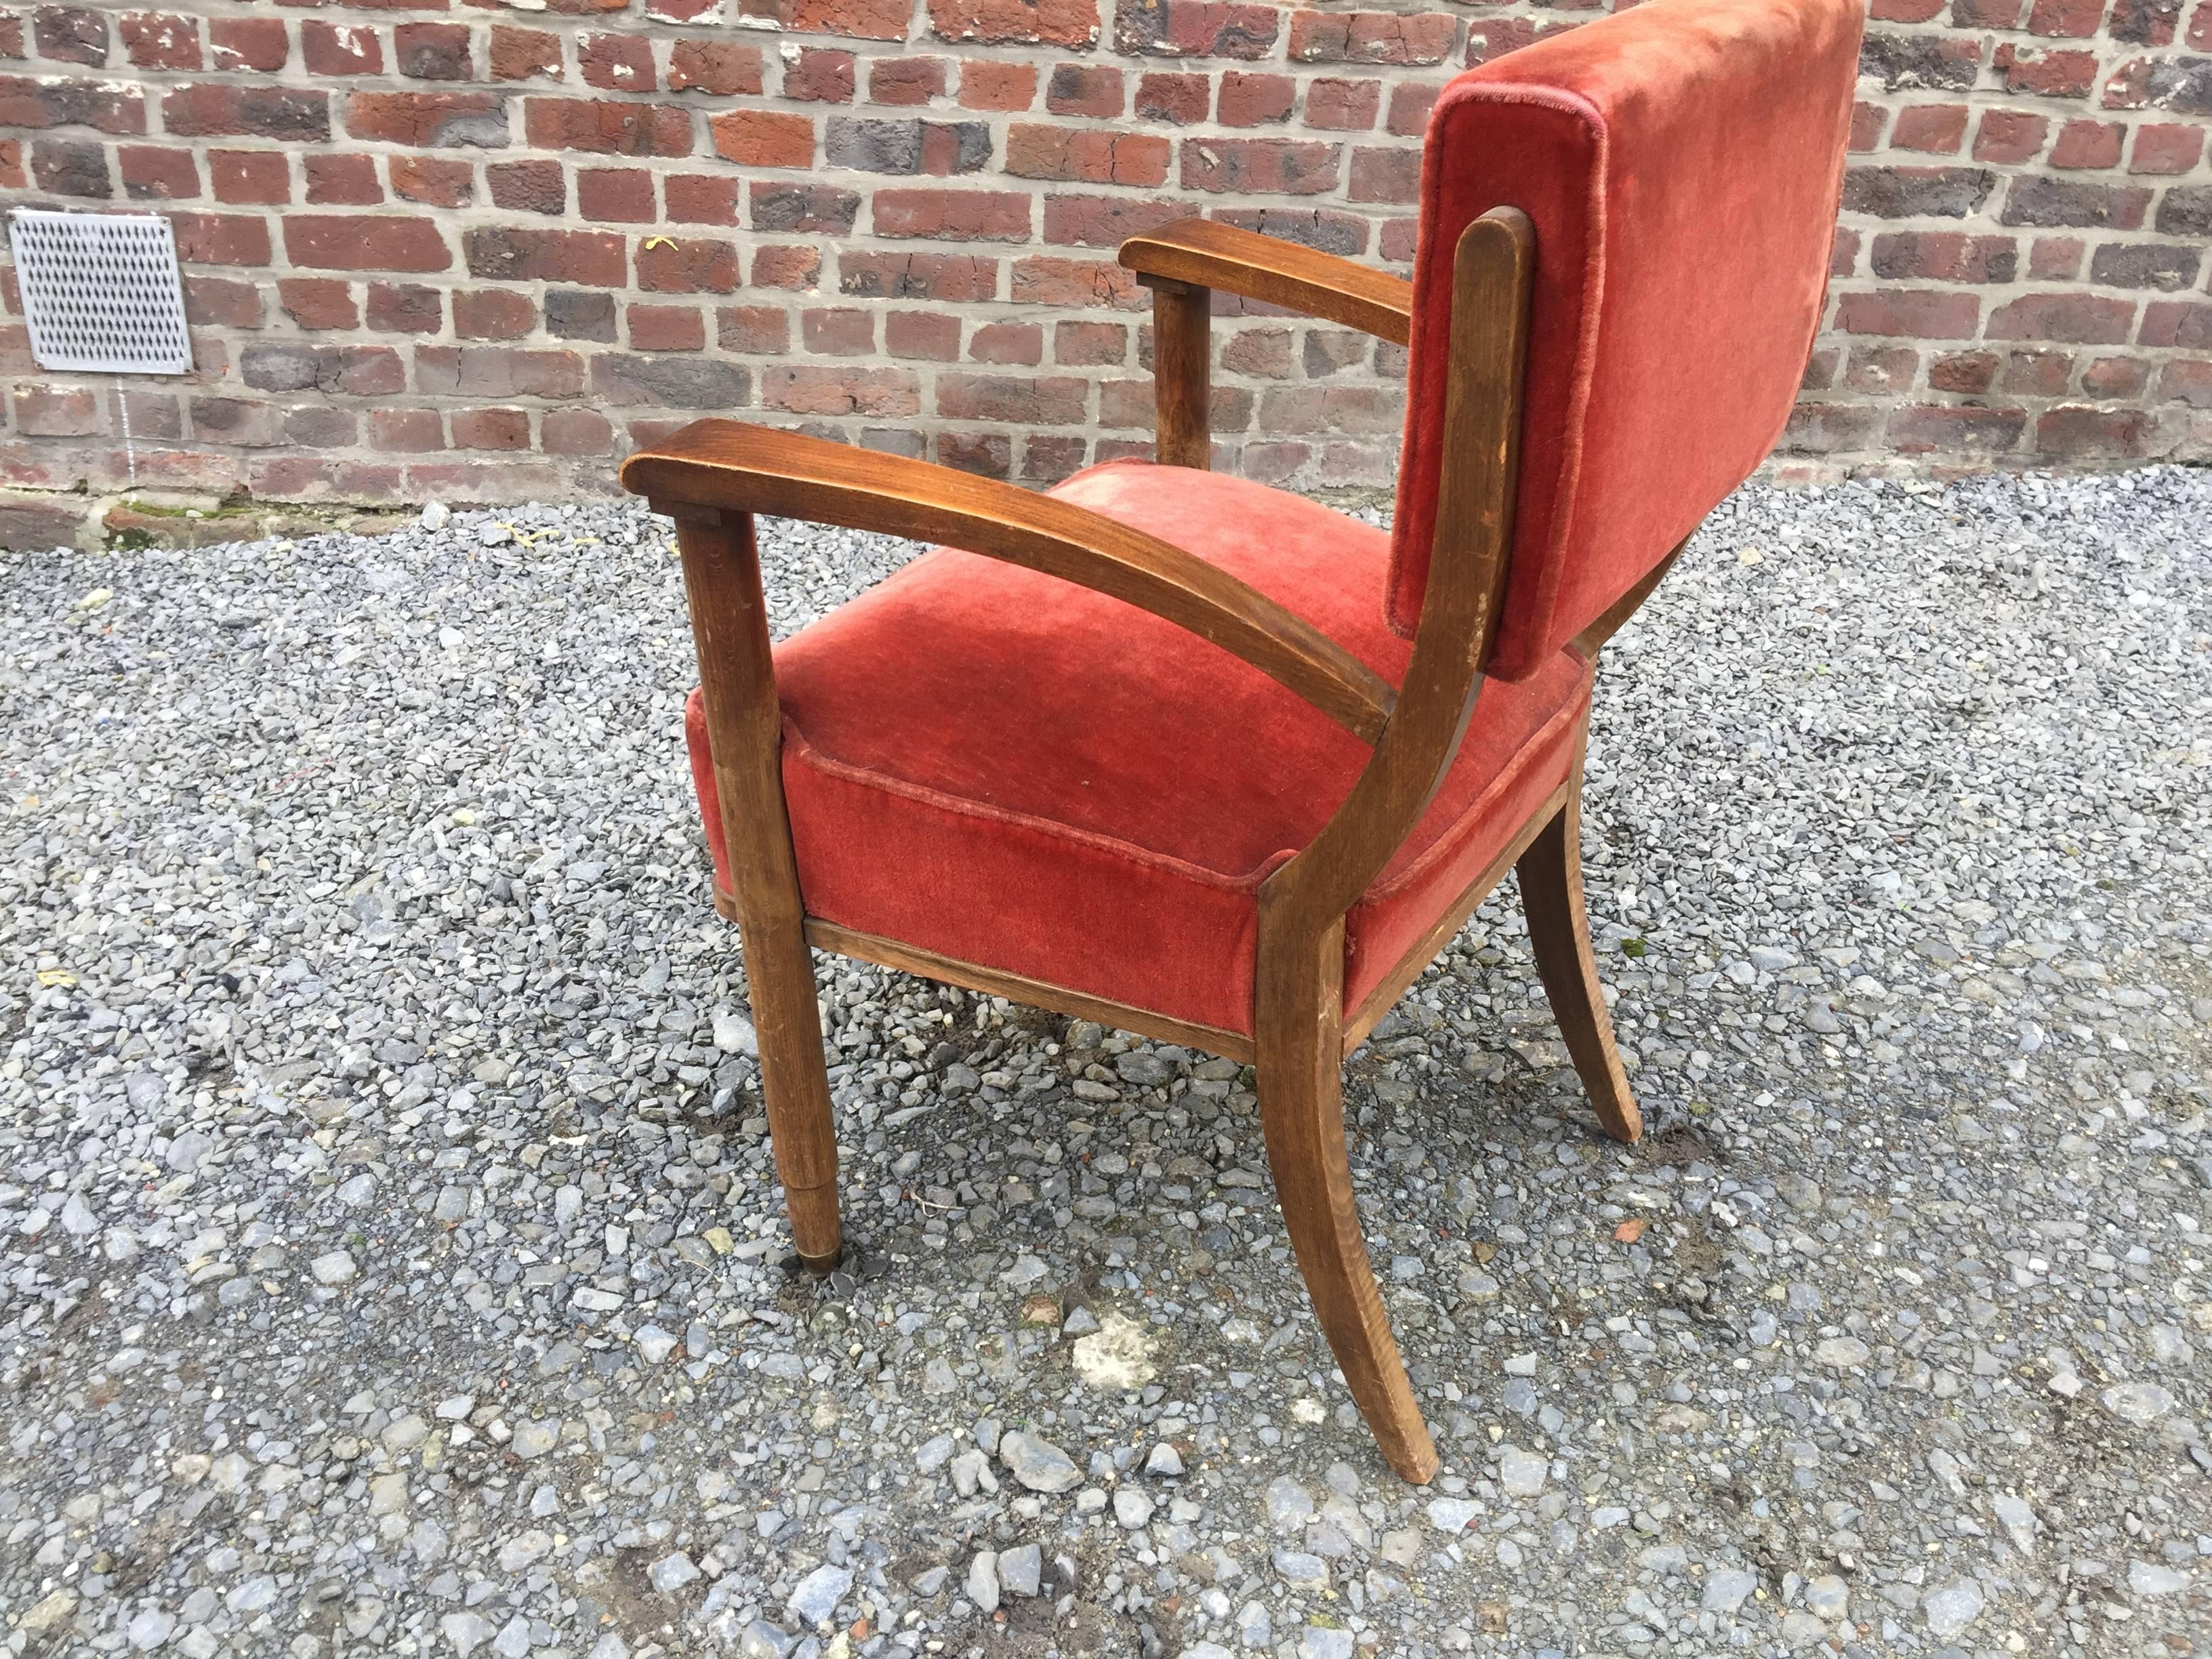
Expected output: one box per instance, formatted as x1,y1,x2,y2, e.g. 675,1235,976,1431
621,419,1396,743
1118,219,1414,347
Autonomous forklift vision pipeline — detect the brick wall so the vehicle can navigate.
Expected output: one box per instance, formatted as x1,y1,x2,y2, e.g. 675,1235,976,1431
0,0,2207,516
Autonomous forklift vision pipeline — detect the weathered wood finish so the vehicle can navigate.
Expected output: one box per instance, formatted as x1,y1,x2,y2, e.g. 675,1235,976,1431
1120,219,1415,346
1146,276,1214,470
671,507,843,1269
630,205,1680,1483
1248,208,1536,1483
626,422,1393,744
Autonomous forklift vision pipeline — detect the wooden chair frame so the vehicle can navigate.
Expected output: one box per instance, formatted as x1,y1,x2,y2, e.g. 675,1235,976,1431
620,209,1683,1484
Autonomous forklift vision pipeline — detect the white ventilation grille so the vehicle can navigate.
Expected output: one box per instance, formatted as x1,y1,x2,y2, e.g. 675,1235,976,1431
9,210,192,375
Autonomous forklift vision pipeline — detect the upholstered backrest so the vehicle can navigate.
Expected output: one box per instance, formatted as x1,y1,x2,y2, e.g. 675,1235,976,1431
1387,0,1863,677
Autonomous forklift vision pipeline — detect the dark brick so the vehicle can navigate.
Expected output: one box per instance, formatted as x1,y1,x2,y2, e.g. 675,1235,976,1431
2088,241,2201,287
0,77,146,134
1113,0,1279,59
488,159,566,215
2156,183,2212,234
32,137,109,197
1841,165,1997,218
33,6,106,65
163,84,329,142
1860,33,1982,90
547,289,619,341
591,354,753,408
241,344,405,396
2000,176,2150,227
396,22,472,79
752,182,862,233
824,115,993,173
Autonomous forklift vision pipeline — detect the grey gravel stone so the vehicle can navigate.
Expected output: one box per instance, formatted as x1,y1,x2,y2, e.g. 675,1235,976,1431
998,1429,1081,1493
787,1563,851,1624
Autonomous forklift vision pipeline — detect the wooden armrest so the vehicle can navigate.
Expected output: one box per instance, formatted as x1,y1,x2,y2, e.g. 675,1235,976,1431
621,420,1396,743
1118,219,1414,347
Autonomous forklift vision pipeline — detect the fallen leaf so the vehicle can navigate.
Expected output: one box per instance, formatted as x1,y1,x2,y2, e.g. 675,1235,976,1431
1614,1218,1647,1244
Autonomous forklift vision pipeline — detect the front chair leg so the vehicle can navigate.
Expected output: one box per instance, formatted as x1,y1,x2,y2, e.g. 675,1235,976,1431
671,505,844,1271
1516,780,1642,1145
1255,912,1440,1484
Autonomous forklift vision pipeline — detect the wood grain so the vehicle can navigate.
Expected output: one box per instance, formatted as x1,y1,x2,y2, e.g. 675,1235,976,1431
626,420,1394,745
1119,218,1415,346
674,507,843,1269
1147,276,1214,470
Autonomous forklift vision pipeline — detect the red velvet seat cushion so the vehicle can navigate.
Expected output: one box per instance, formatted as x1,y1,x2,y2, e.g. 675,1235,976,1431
686,459,1592,1038
1388,0,1863,675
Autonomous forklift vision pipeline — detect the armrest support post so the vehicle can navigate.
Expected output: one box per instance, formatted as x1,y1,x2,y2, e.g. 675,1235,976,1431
1145,276,1212,470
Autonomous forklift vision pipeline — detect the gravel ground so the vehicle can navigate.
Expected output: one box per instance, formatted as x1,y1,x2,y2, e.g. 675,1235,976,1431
1,464,2209,1659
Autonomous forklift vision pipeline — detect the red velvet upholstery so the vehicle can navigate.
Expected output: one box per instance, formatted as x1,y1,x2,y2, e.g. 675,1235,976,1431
687,460,1593,1036
1387,0,1863,675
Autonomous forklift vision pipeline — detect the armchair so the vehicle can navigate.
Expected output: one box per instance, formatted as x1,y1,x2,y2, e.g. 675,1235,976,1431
620,0,1863,1482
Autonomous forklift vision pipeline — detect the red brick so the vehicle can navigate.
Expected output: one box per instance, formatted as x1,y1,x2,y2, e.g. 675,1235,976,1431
119,12,201,70
14,384,101,436
1385,81,1439,138
762,365,922,415
1464,17,1578,66
636,237,740,293
2141,302,2212,347
665,173,741,224
1835,290,1982,337
839,249,999,300
451,407,531,450
542,409,615,456
416,346,586,398
709,110,814,167
930,0,1099,47
784,47,856,101
1886,404,2028,453
164,84,329,141
870,56,949,104
669,39,764,95
970,320,1043,364
396,22,471,79
874,186,1031,240
1115,0,1281,59
209,17,287,73
1306,77,1381,131
182,274,260,328
2030,236,2085,278
959,59,1037,109
2001,348,2073,395
2051,118,2125,167
886,310,960,359
1217,70,1292,125
937,431,1010,476
466,226,626,286
1042,62,1120,117
937,372,1088,423
1006,125,1169,185
2083,354,2151,396
1134,70,1207,123
369,409,444,454
1021,435,1087,482
1182,137,1340,195
1973,109,2049,163
347,91,508,148
489,26,561,82
579,31,655,91
1929,350,1999,392
1874,0,1945,17
302,20,382,76
2131,122,2205,172
1288,9,1457,65
279,279,362,331
210,149,288,205
119,144,198,200
752,245,822,288
1222,326,1294,377
367,282,441,334
488,158,565,214
1054,319,1127,364
628,303,704,350
0,76,145,134
2158,359,2212,406
718,305,792,353
1892,104,1968,152
2028,0,2104,35
1041,192,1188,247
577,166,655,222
454,289,537,340
286,214,450,273
525,97,689,156
2035,404,2178,457
802,306,877,354
1850,102,1887,150
1868,231,2017,282
306,153,382,205
738,0,912,38
1348,146,1419,203
1993,44,2098,96
168,211,271,266
1843,345,1919,393
389,155,472,207
1987,291,2136,342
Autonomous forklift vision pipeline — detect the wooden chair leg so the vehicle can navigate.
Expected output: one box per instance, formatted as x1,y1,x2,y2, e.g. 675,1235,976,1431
1515,779,1643,1145
1255,912,1440,1484
672,506,844,1271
